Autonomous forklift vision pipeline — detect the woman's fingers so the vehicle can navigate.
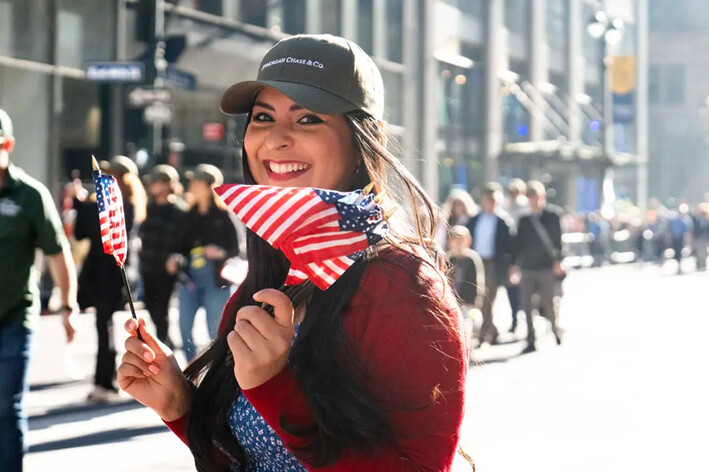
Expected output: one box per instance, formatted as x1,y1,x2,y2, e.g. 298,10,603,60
125,333,157,364
122,350,160,376
117,362,151,380
233,319,267,350
124,318,166,360
252,289,294,329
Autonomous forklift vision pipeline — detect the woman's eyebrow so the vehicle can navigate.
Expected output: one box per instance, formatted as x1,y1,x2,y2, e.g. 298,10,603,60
253,101,305,112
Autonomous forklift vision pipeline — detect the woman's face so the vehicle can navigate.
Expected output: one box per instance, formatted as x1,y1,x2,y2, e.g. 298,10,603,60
244,87,359,191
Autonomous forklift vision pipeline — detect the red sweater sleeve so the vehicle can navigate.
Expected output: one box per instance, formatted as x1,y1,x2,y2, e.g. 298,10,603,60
242,249,468,471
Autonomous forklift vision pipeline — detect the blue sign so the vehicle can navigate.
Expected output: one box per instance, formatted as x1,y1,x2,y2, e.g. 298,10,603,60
86,62,144,83
164,66,197,90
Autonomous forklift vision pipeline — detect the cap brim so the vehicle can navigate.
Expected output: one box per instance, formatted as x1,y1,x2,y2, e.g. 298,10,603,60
219,80,358,116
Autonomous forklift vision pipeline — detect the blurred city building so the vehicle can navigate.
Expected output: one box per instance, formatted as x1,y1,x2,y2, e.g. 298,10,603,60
0,0,648,211
648,0,709,204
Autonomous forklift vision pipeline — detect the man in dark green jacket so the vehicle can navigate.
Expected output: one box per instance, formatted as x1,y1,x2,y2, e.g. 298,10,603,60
0,108,77,472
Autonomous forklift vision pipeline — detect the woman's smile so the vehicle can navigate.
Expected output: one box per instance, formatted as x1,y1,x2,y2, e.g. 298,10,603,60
263,160,312,182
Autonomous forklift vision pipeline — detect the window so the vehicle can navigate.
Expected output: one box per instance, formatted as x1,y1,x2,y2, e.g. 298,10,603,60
665,64,685,105
385,0,403,63
648,65,660,104
441,0,482,16
321,0,342,36
240,0,267,27
283,0,306,34
505,0,529,36
545,0,566,50
357,0,374,54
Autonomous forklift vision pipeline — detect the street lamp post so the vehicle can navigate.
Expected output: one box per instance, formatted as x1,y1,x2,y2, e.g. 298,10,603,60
587,8,624,212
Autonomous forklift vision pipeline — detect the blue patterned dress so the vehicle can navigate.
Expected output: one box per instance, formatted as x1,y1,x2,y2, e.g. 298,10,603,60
226,323,308,472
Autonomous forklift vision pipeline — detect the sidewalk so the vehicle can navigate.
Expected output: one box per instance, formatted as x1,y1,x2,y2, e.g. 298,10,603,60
25,308,204,471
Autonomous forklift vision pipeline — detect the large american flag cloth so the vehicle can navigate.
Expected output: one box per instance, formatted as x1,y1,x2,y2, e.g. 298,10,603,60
214,184,389,290
92,169,128,266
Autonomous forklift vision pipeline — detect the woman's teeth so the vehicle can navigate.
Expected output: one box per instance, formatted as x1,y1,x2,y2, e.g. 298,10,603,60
268,162,311,174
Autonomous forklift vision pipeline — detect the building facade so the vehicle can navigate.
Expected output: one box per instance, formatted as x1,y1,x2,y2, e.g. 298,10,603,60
432,0,648,210
0,0,648,210
648,0,709,204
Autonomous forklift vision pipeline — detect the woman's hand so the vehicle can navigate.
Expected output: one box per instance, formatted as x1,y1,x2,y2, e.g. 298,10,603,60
117,318,193,421
227,289,296,390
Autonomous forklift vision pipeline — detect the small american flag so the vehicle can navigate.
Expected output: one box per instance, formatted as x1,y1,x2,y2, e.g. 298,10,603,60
93,167,128,266
215,184,388,290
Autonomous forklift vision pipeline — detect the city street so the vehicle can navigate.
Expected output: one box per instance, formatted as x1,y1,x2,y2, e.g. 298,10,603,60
25,262,708,472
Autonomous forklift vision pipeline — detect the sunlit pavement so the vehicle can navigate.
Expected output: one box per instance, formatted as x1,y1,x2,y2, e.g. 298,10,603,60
25,260,709,471
462,260,709,472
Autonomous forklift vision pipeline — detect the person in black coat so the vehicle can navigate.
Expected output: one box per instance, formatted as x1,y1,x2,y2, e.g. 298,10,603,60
510,181,563,353
73,156,146,401
138,165,186,348
465,183,514,345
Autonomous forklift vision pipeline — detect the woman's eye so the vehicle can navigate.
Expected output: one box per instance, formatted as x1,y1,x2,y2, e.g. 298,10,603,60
298,114,324,124
251,112,273,122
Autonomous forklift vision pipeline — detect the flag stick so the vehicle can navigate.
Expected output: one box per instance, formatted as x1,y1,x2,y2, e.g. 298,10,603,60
120,265,143,341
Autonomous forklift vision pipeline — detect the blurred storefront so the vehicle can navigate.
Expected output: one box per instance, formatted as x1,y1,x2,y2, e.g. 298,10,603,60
0,0,419,197
432,0,649,211
0,0,648,211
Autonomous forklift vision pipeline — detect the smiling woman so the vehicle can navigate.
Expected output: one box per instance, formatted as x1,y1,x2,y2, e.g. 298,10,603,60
117,34,472,472
245,89,358,190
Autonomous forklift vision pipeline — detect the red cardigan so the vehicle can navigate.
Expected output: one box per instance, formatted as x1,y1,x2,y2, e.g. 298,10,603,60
165,247,467,471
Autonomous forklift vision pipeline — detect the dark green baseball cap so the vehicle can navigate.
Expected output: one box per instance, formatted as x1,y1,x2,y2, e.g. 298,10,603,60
220,34,385,120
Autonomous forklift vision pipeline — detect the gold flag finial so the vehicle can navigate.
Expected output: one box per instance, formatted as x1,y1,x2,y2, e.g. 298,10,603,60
91,155,100,171
362,182,375,195
374,189,389,204
384,207,398,221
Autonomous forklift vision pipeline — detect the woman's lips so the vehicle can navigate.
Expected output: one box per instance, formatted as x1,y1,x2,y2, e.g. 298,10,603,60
263,160,311,182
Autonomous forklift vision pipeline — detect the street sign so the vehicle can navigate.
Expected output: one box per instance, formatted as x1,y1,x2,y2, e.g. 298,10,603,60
127,87,172,108
86,61,144,82
164,66,197,90
144,103,173,124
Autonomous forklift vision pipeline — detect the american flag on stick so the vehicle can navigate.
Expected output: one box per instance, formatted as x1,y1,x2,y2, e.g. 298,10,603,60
214,184,389,290
91,156,128,267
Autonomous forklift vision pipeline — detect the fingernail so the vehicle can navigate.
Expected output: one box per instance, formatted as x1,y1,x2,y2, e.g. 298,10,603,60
127,320,137,330
148,365,160,375
143,370,152,377
143,352,153,362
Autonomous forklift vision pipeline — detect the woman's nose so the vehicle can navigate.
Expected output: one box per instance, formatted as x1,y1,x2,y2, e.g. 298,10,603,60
264,122,294,150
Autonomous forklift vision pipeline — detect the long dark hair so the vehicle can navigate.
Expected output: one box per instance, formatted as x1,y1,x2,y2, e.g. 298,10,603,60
183,110,447,471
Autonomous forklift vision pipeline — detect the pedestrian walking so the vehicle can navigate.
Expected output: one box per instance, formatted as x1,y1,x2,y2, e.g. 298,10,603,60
117,34,470,471
511,181,563,353
166,164,239,361
667,202,693,274
502,178,529,333
73,155,146,402
0,108,78,472
692,203,709,270
435,188,478,250
465,183,514,345
138,164,186,348
448,225,485,349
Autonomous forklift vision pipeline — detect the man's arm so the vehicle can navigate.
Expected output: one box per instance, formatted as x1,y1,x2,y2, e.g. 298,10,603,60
47,247,78,343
